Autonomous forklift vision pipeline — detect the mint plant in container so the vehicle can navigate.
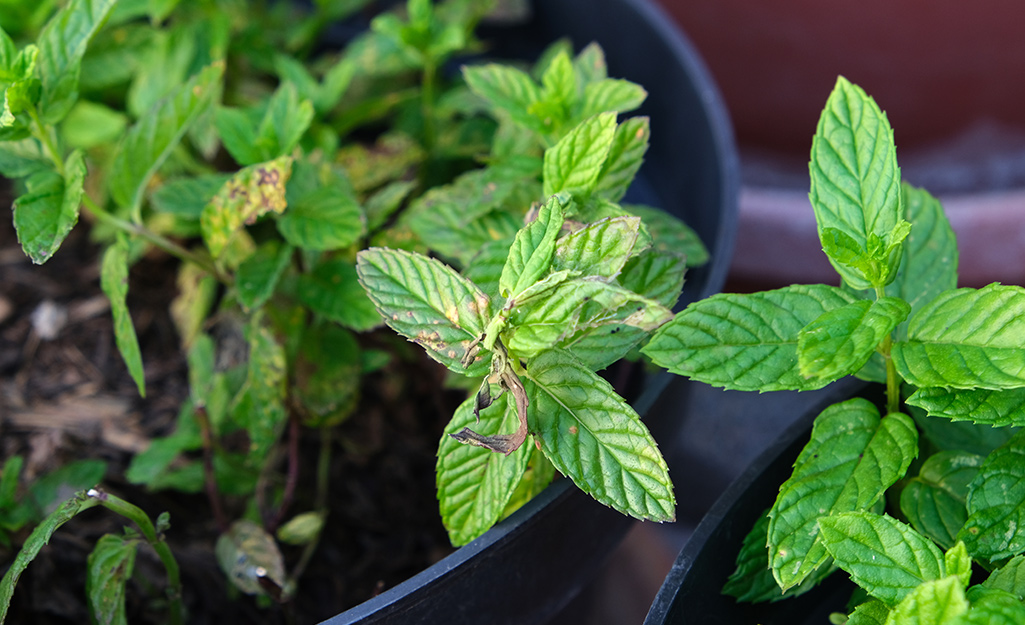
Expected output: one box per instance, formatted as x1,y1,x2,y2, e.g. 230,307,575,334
0,0,737,622
644,77,1025,624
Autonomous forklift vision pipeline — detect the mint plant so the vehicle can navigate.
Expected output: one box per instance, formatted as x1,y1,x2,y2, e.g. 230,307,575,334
0,0,709,620
643,76,1025,623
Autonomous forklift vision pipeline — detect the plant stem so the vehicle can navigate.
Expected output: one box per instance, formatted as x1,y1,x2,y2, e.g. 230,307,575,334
194,407,228,533
87,489,184,625
28,107,65,177
283,428,332,599
874,285,901,415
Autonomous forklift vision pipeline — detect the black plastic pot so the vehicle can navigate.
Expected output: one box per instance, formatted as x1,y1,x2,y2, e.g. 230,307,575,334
643,381,871,625
319,0,739,623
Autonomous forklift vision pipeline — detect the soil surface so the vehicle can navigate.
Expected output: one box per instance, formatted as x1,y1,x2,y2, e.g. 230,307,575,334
0,186,458,624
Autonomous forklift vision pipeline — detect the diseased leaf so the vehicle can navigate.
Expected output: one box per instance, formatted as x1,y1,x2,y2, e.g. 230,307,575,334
907,387,1025,428
884,576,967,625
893,284,1025,390
13,150,85,264
276,511,325,546
200,156,293,259
234,317,286,456
110,62,224,218
0,492,100,624
215,520,286,597
798,296,910,381
86,534,138,625
170,262,217,349
293,324,361,428
524,349,674,522
958,430,1025,561
100,233,145,397
356,248,491,377
901,451,983,550
297,259,381,332
643,284,857,391
818,512,945,607
553,215,641,279
768,401,918,590
809,76,902,290
36,0,119,123
592,116,648,202
234,240,292,311
543,111,616,197
437,395,532,546
499,193,566,299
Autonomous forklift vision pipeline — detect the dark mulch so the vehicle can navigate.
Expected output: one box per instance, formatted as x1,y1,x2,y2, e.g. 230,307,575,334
0,186,457,624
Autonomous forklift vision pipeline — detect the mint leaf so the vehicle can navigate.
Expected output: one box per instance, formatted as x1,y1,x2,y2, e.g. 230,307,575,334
36,0,118,123
297,259,381,332
809,76,902,290
0,492,100,623
215,520,286,597
956,587,1025,625
543,111,617,197
893,284,1025,390
524,349,674,522
798,296,910,381
818,512,945,607
626,204,709,267
539,50,575,117
553,215,641,279
464,238,513,303
110,62,224,219
277,183,365,251
100,234,145,397
907,388,1025,428
592,116,649,202
294,324,360,427
848,600,890,625
234,240,292,311
462,63,542,131
885,576,968,625
257,81,314,160
901,451,983,550
769,401,918,590
578,79,646,120
13,150,85,264
0,138,49,178
86,533,138,625
983,554,1025,600
945,542,972,588
959,430,1025,561
200,156,293,259
437,394,532,546
499,193,566,299
234,317,286,457
356,247,492,377
643,284,857,391
150,174,231,219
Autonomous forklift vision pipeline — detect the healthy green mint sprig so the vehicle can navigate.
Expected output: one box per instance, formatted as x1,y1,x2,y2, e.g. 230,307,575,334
644,75,1025,622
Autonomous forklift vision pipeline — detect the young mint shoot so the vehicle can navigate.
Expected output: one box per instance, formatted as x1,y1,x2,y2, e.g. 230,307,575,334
644,75,1025,622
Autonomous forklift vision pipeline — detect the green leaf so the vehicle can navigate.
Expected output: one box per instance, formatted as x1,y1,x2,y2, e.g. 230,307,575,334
908,387,1025,428
235,240,292,311
499,193,566,299
893,284,1025,390
618,248,687,308
437,394,532,546
983,554,1025,600
276,511,325,546
945,542,972,589
798,296,910,381
543,111,616,197
955,587,1025,625
900,451,983,550
540,50,575,114
462,62,542,130
848,600,891,625
818,512,945,607
0,491,100,624
61,100,127,149
809,76,902,290
578,79,646,120
101,233,145,397
35,0,118,123
0,138,49,178
0,456,23,510
215,520,286,597
297,259,381,332
12,149,85,264
356,248,492,377
724,509,837,603
464,238,513,303
958,430,1025,561
572,42,608,85
625,204,709,267
200,156,293,259
277,185,365,251
499,446,556,520
293,324,361,427
86,533,138,625
505,277,672,359
884,576,968,625
643,284,858,391
257,81,315,160
110,62,224,218
524,349,674,522
553,216,641,279
592,116,649,202
150,174,231,219
768,401,918,590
